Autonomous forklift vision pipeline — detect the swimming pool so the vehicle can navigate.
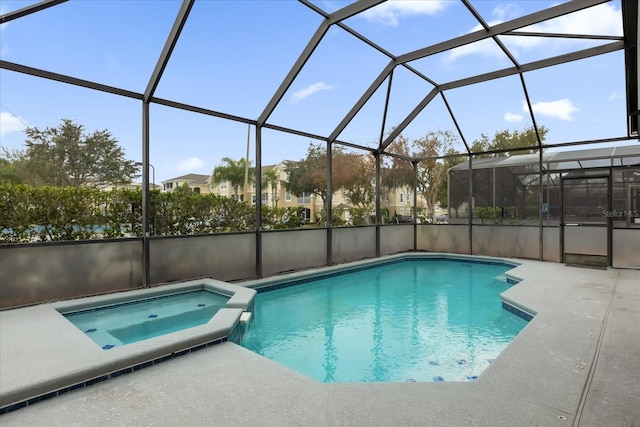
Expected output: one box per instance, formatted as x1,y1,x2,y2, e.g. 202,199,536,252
241,257,529,383
64,290,231,349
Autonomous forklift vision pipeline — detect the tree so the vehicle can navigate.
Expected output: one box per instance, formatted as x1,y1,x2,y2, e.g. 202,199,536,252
285,144,327,207
0,149,22,185
379,134,415,220
210,157,254,201
413,130,460,220
21,119,137,187
470,126,548,157
284,143,356,209
381,133,414,193
340,153,376,219
262,168,280,207
173,182,194,196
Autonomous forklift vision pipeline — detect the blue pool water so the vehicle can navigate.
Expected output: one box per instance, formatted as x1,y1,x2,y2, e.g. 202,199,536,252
240,259,529,383
64,290,229,349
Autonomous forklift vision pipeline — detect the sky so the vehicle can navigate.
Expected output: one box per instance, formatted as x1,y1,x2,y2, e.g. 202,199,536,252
0,0,632,184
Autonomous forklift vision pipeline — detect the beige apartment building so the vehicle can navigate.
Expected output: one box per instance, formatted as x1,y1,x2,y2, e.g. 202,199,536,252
97,182,161,191
207,160,426,224
205,161,323,221
161,174,211,194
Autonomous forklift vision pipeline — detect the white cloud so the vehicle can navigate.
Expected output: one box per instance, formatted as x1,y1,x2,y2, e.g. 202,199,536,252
522,99,578,121
0,112,27,136
361,0,447,26
290,82,333,104
447,3,621,62
492,4,521,21
446,18,516,62
504,112,523,123
318,1,341,13
607,92,619,101
506,3,622,53
447,31,504,62
520,3,622,37
174,157,204,172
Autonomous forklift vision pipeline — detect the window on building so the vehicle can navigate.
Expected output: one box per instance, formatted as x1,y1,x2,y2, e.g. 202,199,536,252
297,192,311,204
400,193,404,203
193,187,200,194
252,194,256,205
285,191,292,202
220,181,227,190
261,193,269,204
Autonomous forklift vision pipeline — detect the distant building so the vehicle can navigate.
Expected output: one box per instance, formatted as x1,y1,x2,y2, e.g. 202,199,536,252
94,181,160,191
208,159,425,223
161,174,211,194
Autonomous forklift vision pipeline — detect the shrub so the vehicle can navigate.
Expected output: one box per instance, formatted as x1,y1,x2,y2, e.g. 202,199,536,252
0,185,312,243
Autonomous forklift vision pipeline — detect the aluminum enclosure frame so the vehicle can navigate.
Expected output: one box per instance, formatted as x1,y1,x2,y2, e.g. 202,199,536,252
0,0,638,291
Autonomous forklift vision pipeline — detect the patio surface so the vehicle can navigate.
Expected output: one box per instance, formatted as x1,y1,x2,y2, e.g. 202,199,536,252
1,258,639,426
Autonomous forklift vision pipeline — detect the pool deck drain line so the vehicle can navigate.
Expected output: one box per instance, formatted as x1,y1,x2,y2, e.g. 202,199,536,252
571,273,620,427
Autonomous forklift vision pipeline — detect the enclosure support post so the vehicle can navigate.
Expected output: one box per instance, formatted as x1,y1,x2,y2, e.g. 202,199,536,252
412,160,418,252
559,177,565,263
326,141,333,265
139,0,194,288
141,102,150,287
492,166,496,209
468,155,473,255
375,152,381,257
255,125,263,278
607,168,613,267
538,150,544,261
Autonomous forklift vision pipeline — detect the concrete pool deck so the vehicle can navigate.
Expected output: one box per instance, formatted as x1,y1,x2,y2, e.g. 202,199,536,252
1,257,639,426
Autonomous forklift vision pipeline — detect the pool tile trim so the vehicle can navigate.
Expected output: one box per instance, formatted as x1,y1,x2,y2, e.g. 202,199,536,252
251,254,519,294
506,276,522,286
60,289,230,317
502,301,535,321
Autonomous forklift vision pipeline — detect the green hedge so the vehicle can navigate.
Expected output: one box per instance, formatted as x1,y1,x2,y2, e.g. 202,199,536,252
0,185,306,243
473,206,519,224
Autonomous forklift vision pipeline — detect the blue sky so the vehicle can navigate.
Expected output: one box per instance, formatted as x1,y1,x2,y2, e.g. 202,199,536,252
0,0,631,183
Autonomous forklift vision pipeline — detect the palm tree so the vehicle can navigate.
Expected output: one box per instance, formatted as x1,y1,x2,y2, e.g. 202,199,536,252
262,168,280,207
210,157,254,201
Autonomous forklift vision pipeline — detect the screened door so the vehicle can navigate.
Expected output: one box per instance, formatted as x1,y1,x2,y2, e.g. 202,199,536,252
561,176,610,267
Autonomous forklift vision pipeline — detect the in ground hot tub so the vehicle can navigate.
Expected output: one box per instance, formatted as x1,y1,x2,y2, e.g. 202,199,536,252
56,278,256,350
0,278,256,414
63,289,231,350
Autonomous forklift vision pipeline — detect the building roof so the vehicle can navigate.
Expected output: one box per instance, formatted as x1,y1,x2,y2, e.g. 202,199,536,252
161,174,210,185
450,145,640,172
